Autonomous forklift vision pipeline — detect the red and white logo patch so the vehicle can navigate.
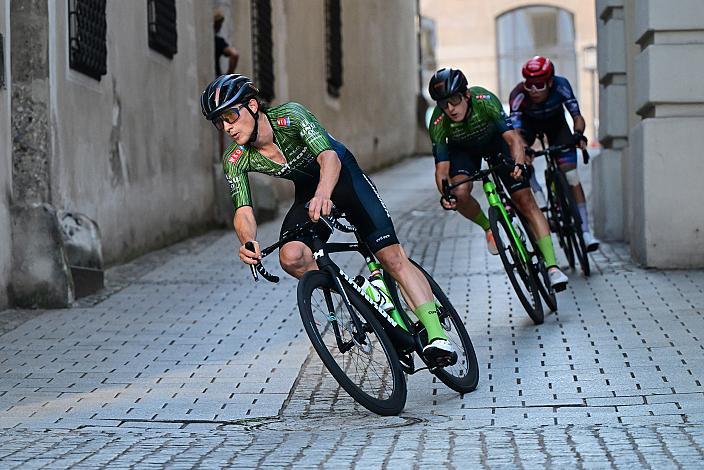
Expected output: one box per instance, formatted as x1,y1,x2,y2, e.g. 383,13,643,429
433,114,444,126
228,147,244,164
276,116,291,127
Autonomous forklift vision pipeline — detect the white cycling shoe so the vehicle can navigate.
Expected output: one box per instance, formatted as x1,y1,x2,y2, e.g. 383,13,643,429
423,338,458,367
548,266,569,292
582,231,600,252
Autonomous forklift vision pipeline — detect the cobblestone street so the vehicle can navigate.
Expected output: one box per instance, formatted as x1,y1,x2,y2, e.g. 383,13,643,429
1,156,703,468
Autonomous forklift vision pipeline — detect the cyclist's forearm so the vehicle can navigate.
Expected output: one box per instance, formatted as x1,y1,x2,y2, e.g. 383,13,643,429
435,162,450,193
315,150,341,199
504,130,526,162
572,115,586,134
234,206,257,244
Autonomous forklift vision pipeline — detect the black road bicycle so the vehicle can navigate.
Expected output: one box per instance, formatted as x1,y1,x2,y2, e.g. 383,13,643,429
245,208,478,416
528,138,591,276
442,155,558,324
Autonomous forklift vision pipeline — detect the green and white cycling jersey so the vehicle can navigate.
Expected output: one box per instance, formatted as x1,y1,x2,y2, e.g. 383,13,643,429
428,87,513,163
222,102,345,209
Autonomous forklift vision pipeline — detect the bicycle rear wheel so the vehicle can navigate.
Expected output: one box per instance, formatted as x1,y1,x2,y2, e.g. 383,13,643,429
489,206,544,324
383,260,479,394
297,270,407,416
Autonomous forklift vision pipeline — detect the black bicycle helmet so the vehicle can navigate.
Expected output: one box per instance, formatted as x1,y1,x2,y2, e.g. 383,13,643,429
428,68,468,101
201,74,259,121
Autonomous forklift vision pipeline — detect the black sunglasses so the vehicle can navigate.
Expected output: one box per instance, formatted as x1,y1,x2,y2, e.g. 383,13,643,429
212,105,245,131
438,93,464,109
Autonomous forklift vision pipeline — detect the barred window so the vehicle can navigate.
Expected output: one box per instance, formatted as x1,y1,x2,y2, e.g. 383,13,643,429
0,34,5,90
68,0,107,80
251,0,274,102
148,0,178,59
325,0,342,97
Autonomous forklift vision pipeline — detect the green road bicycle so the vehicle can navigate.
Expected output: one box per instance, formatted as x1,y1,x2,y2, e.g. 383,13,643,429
529,139,591,276
246,207,478,416
442,156,557,325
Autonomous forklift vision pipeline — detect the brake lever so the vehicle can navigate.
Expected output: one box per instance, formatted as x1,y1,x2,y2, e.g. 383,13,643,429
440,179,457,211
244,241,259,282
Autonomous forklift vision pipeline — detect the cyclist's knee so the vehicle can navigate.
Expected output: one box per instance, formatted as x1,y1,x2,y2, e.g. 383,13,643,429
279,242,312,274
451,180,473,202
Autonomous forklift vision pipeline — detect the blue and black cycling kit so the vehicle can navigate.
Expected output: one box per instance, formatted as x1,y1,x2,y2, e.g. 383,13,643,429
509,76,582,167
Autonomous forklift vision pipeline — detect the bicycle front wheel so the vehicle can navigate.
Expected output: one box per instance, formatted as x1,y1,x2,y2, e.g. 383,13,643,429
489,206,544,324
383,260,479,394
297,270,407,416
554,172,590,277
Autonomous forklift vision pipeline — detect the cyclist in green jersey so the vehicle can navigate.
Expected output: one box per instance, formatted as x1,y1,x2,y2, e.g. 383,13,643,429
427,68,568,289
201,74,457,364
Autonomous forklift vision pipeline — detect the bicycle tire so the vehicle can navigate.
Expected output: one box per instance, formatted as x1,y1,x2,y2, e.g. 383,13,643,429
518,213,558,313
383,260,479,394
297,270,407,416
489,206,544,324
547,170,575,269
554,172,590,276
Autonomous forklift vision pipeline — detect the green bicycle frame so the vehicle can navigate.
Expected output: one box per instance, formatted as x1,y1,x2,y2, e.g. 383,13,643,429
482,178,530,263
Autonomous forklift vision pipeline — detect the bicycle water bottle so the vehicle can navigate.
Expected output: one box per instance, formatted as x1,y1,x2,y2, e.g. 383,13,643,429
353,275,394,312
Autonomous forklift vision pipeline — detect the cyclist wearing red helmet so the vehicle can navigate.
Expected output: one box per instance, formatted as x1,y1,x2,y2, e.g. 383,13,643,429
509,56,599,252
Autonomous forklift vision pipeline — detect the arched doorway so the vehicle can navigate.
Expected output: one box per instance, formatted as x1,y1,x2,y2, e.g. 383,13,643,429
496,5,577,102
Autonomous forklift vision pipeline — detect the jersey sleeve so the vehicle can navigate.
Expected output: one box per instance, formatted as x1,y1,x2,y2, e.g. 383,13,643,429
428,107,449,163
222,146,252,209
508,86,525,129
484,91,513,134
555,77,581,117
289,103,334,156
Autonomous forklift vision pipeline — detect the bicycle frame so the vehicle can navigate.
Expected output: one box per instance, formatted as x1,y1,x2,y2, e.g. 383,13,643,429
481,176,531,263
251,211,429,358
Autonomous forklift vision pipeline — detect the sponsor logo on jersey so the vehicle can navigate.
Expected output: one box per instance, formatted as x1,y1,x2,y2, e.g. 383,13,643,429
433,114,444,126
474,94,491,100
276,116,291,127
228,146,244,164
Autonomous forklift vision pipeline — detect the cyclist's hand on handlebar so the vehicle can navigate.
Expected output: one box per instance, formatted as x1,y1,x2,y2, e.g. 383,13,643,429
511,155,526,180
239,240,261,265
573,131,588,150
308,195,333,223
440,194,457,210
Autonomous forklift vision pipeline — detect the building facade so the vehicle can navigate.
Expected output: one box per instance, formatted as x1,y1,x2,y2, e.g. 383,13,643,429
419,0,597,138
594,0,704,267
0,0,422,309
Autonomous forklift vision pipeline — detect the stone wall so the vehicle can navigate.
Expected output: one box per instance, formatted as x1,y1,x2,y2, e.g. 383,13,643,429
0,0,11,308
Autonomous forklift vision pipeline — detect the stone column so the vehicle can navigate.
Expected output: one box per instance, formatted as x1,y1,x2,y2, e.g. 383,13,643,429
0,1,12,308
594,0,627,241
9,0,74,307
627,0,704,267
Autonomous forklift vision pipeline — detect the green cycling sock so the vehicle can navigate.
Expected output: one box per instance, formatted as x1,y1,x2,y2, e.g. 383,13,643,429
470,211,491,231
414,301,447,342
536,235,558,268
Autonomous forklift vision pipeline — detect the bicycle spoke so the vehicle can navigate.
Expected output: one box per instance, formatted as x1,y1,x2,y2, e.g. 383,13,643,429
309,287,396,401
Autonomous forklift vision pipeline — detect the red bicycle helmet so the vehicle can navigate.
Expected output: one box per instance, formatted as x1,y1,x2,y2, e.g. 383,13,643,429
522,56,555,84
